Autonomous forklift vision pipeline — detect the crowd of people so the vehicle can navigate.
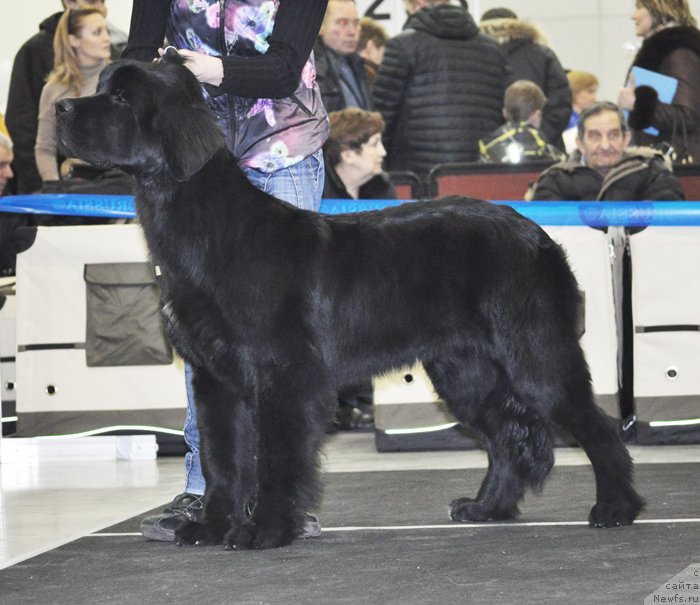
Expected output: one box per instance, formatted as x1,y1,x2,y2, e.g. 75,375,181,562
0,0,697,540
2,0,698,198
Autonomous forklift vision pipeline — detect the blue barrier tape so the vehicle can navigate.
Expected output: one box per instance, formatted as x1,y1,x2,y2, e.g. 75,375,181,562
0,194,135,218
2,194,700,226
499,201,700,227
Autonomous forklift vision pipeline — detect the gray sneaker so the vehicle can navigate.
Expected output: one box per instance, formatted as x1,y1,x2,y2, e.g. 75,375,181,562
140,492,203,541
301,513,322,538
141,493,321,541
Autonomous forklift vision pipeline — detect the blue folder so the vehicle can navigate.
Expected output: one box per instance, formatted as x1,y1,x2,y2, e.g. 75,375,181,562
630,66,678,136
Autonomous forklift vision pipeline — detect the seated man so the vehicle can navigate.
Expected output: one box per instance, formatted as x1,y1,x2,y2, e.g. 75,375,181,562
529,101,684,201
0,133,25,276
480,80,564,164
0,133,13,194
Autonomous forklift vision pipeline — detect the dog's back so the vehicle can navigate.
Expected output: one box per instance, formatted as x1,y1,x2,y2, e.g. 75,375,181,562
313,197,576,374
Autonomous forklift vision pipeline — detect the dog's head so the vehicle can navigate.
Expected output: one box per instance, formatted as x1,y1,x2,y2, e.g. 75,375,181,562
56,51,226,181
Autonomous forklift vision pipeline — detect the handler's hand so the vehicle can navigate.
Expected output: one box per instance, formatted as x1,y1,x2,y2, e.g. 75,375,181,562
158,47,224,86
617,73,636,111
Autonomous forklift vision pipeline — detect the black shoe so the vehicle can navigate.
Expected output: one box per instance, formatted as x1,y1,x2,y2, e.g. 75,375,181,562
140,492,204,541
141,493,322,541
333,402,374,431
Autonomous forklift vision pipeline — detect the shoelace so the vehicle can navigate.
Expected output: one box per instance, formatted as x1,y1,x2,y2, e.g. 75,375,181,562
165,495,204,517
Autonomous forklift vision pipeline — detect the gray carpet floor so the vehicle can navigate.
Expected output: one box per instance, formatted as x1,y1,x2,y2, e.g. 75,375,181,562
1,464,698,604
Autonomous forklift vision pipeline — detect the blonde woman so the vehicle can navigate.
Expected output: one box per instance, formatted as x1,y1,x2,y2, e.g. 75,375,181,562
566,71,599,130
35,7,111,183
562,70,599,154
618,0,700,163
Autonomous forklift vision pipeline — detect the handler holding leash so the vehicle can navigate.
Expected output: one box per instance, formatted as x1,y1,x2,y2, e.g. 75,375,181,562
123,0,330,542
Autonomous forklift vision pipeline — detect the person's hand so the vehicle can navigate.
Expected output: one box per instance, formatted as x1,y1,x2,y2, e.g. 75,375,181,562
59,158,89,178
617,73,636,111
159,48,223,86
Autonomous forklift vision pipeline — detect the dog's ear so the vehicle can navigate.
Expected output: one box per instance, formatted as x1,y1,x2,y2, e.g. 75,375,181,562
156,101,226,181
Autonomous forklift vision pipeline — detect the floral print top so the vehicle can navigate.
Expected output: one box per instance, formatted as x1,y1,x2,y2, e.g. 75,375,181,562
167,0,328,172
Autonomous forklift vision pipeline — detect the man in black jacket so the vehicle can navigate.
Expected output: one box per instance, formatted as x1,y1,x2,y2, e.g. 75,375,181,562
4,0,126,194
314,0,372,112
479,8,571,150
529,101,684,201
372,0,512,176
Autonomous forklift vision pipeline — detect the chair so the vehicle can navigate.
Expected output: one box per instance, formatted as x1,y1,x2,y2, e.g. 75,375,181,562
387,170,425,199
427,161,555,200
674,164,700,200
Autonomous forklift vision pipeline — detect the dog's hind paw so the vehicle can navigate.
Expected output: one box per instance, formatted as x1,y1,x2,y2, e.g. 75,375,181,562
588,502,640,528
449,497,519,523
174,520,225,546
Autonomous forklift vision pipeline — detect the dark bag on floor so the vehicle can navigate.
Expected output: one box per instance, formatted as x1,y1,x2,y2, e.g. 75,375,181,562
84,262,172,367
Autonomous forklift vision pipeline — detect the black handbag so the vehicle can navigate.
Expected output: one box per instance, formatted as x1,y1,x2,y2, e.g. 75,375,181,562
42,167,136,195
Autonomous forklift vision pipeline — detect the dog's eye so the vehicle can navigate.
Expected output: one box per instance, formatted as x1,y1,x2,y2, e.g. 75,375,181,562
112,90,128,104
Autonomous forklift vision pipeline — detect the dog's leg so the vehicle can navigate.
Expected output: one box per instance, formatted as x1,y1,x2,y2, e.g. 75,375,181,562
552,373,645,527
425,353,554,522
517,249,643,526
175,367,257,546
498,313,644,527
451,408,553,523
225,365,332,550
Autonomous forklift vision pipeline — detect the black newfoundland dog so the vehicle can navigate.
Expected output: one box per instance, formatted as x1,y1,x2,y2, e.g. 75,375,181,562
56,54,643,550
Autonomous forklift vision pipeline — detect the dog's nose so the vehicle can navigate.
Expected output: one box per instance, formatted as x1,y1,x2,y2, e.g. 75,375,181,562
55,99,74,114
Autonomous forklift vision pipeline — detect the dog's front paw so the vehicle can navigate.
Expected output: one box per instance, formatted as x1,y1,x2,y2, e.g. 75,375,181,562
588,502,638,528
223,521,296,550
449,497,519,522
174,520,225,546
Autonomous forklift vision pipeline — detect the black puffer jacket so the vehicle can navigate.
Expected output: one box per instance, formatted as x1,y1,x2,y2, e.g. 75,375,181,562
372,4,512,175
530,148,685,201
479,18,571,148
628,26,700,164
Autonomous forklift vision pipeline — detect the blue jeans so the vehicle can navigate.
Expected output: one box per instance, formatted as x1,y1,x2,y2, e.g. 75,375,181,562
183,149,324,495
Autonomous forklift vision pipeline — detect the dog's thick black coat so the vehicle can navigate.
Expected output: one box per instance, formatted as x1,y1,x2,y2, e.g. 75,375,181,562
56,57,644,550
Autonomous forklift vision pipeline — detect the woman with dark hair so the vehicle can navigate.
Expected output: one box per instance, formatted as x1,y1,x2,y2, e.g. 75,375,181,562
618,0,700,163
323,108,395,200
479,8,571,150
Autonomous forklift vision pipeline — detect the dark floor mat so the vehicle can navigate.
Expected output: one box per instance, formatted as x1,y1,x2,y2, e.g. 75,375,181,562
2,464,698,605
